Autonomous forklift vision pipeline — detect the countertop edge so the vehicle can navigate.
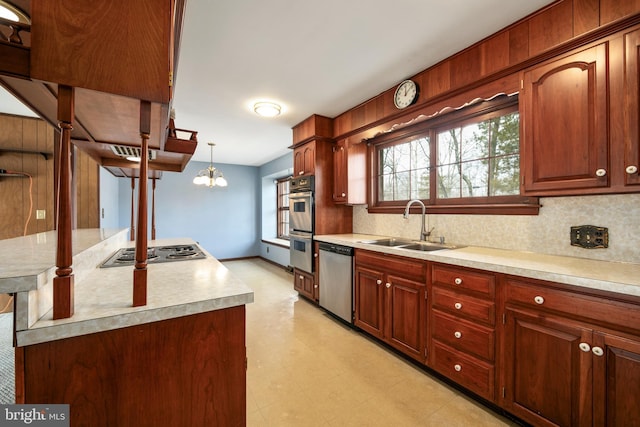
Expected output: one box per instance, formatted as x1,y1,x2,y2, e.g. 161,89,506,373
315,234,640,298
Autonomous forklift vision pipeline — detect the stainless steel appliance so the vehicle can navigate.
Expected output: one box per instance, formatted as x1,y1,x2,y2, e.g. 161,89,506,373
100,244,206,268
289,176,315,273
318,242,354,323
289,176,314,234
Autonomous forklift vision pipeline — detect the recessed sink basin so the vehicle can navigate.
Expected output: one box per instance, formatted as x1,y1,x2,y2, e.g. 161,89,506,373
397,243,461,252
359,238,414,247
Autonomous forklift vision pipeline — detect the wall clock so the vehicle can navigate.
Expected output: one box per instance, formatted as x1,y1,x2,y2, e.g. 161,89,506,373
393,79,419,109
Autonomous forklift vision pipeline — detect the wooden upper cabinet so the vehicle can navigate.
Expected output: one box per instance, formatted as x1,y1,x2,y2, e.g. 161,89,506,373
293,141,315,177
521,42,609,195
30,0,185,104
623,27,640,187
332,138,366,205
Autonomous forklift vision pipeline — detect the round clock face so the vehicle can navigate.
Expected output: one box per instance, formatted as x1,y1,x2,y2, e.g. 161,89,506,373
393,79,419,109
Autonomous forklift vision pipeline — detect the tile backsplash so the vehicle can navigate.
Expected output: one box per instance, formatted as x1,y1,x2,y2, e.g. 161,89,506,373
353,193,640,264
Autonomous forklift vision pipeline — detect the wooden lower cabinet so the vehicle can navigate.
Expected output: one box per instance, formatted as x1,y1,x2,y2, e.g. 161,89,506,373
354,250,427,362
15,307,247,427
294,267,317,302
502,278,640,427
503,307,593,426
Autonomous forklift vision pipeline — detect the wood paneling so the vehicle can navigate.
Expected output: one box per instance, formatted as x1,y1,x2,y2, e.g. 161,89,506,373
601,0,640,24
528,0,575,55
74,147,99,229
18,306,247,427
0,114,55,240
30,0,182,104
574,0,601,35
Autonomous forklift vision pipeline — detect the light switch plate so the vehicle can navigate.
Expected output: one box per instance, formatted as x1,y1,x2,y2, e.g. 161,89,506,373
570,225,608,249
36,209,46,220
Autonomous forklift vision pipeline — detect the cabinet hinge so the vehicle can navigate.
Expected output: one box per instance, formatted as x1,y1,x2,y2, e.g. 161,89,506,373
520,79,523,90
169,71,174,87
502,313,506,324
502,387,506,398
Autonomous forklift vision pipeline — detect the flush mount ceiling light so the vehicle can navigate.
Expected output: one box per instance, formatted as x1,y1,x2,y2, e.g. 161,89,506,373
193,142,228,188
253,101,281,117
0,1,31,24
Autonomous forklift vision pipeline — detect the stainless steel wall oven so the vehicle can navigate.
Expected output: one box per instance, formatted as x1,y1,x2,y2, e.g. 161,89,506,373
289,176,314,273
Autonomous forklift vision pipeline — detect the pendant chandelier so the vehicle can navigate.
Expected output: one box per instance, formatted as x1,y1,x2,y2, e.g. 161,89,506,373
193,142,228,187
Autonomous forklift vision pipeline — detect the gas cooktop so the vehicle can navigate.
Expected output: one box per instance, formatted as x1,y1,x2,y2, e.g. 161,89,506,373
100,244,206,268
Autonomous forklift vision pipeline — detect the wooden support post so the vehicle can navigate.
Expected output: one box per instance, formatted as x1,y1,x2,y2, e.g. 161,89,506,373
130,177,135,241
133,100,151,307
151,178,157,240
53,85,75,320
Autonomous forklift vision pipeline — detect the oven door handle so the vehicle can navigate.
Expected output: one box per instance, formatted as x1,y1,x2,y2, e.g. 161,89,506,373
289,191,313,199
290,231,312,239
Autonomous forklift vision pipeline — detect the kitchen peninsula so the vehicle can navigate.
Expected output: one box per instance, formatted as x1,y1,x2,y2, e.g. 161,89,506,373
1,228,254,427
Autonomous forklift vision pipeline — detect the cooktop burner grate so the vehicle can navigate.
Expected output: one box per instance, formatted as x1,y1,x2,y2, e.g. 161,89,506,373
100,244,206,268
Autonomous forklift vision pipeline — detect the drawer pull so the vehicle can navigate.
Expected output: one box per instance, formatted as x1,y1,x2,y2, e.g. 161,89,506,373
579,342,591,352
595,168,607,177
299,275,304,280
454,278,463,285
626,165,638,174
454,302,462,310
592,346,604,357
534,296,545,305
386,282,391,288
376,279,382,285
454,331,462,339
454,364,462,372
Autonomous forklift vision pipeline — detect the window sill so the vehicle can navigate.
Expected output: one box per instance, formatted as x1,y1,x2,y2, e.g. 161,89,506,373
262,238,290,249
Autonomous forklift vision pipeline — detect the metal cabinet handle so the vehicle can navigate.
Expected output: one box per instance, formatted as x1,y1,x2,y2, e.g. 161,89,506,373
454,302,462,310
298,170,304,175
376,279,382,285
579,342,591,352
341,193,346,197
299,275,304,280
534,296,545,305
454,331,462,339
386,283,391,288
626,165,638,174
595,168,607,177
454,278,463,285
314,284,318,288
454,364,462,372
592,346,604,357
314,253,318,258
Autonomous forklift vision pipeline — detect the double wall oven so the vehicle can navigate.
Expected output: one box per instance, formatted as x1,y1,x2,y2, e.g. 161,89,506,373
289,176,314,273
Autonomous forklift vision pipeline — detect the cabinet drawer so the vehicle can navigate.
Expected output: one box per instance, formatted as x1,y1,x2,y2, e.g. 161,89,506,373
505,278,640,334
432,286,495,326
431,341,494,401
432,264,495,297
432,311,495,361
355,250,427,282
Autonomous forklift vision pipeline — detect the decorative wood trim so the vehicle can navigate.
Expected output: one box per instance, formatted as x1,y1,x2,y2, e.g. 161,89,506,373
53,85,74,320
133,101,151,307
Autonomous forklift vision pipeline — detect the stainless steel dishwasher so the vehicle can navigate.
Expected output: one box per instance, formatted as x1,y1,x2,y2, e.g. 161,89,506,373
318,242,354,324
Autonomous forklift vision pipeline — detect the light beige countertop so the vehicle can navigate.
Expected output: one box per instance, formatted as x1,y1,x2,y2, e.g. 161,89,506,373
315,234,640,298
1,230,254,347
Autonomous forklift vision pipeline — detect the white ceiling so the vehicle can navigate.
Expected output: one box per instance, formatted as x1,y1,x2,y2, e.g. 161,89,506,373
1,0,556,166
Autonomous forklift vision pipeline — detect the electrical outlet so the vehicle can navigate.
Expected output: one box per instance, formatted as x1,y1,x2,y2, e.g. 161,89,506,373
570,225,608,249
36,209,46,220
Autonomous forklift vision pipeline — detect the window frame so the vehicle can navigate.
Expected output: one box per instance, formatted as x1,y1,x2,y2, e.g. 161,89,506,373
276,177,290,240
367,95,539,215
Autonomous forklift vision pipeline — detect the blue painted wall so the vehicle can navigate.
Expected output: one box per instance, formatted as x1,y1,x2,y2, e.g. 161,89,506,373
117,160,260,260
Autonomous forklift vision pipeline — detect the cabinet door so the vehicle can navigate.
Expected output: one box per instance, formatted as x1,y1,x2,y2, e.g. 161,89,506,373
293,149,305,177
294,268,315,301
503,308,592,427
333,141,347,203
592,332,640,426
385,274,426,362
623,28,640,186
522,43,609,194
303,144,316,176
354,266,384,338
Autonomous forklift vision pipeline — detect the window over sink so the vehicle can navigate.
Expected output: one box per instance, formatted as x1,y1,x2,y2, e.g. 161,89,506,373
369,94,539,215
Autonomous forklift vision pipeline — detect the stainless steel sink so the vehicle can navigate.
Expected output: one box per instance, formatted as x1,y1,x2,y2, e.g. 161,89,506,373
359,238,414,247
396,242,460,252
